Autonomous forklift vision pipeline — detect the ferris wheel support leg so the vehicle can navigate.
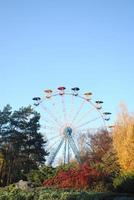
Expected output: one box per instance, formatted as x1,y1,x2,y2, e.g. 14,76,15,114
67,141,70,164
64,140,67,165
48,138,64,166
67,134,81,164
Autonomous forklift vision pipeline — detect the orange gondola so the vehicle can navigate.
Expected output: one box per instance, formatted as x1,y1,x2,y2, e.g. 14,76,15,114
44,89,53,98
84,92,92,100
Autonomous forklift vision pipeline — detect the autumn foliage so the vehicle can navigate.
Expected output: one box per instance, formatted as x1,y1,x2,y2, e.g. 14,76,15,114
43,163,103,189
113,105,134,173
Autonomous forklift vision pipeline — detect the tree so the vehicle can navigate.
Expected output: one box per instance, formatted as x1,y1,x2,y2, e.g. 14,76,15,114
0,105,48,186
113,104,134,173
79,129,112,163
78,129,119,177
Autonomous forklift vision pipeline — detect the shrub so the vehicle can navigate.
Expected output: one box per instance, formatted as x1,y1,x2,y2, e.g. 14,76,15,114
43,162,105,190
113,172,134,193
0,188,34,200
27,166,56,187
0,188,134,200
91,182,109,192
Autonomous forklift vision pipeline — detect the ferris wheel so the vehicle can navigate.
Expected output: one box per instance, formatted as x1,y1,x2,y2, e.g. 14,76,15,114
32,87,111,166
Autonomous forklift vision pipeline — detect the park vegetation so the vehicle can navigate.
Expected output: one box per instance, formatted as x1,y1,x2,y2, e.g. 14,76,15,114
0,105,48,186
0,104,134,199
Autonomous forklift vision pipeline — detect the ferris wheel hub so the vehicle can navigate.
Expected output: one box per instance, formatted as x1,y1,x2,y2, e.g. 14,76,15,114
63,127,73,136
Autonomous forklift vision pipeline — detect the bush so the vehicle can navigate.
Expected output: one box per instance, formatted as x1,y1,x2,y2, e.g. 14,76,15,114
43,162,103,190
27,166,56,187
91,182,109,192
0,188,134,200
0,188,34,200
113,172,134,193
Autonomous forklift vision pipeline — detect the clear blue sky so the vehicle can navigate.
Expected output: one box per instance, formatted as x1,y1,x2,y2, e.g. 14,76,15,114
0,0,134,123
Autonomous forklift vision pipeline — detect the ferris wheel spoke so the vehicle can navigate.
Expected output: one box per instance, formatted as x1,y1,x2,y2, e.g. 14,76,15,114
49,135,61,141
75,127,101,136
41,113,61,130
43,131,59,136
39,112,56,127
61,95,67,124
41,122,60,134
50,97,60,120
75,116,102,129
40,102,62,127
42,125,59,132
77,127,99,132
74,107,95,126
70,100,85,125
69,94,75,122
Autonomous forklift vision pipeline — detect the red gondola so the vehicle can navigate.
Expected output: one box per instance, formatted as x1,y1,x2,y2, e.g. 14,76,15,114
58,86,66,95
